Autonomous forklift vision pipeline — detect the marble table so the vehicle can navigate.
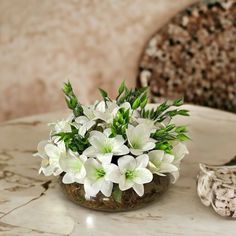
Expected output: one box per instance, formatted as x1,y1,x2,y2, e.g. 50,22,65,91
0,105,235,236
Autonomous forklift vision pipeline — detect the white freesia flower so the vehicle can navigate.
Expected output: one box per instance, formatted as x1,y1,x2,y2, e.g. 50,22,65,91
108,154,153,196
60,152,87,184
84,158,117,199
83,129,129,164
148,150,178,176
126,124,156,155
34,141,66,176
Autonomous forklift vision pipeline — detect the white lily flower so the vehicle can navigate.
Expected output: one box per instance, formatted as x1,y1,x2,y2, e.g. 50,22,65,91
173,142,189,164
49,114,73,133
83,129,129,164
74,116,96,137
73,103,101,137
170,142,189,183
34,140,54,176
54,120,71,133
49,115,73,143
135,117,157,132
84,158,117,199
136,117,155,127
107,154,153,196
60,152,87,184
94,101,131,123
94,101,118,123
34,141,66,176
126,124,156,155
82,104,96,120
148,150,178,176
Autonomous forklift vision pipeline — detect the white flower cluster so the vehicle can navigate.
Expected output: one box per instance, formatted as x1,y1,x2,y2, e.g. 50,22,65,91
35,100,188,199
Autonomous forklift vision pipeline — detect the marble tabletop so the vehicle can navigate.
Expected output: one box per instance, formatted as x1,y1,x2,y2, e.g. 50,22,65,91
0,105,235,236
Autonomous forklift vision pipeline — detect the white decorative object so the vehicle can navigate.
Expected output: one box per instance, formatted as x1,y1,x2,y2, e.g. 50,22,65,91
197,160,236,218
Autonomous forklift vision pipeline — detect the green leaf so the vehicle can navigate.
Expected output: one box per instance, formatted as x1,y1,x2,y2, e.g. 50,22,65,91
178,109,189,116
55,129,90,154
112,185,122,203
117,85,148,107
173,98,184,106
118,81,126,95
140,97,148,109
175,126,187,133
132,96,141,109
155,141,173,154
63,81,83,117
177,133,190,141
165,124,176,131
110,108,130,138
99,88,108,99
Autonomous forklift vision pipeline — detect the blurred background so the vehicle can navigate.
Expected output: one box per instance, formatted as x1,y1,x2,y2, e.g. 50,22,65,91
0,0,235,122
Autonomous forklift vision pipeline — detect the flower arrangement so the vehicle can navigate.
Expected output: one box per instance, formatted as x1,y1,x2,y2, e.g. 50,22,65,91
35,81,189,202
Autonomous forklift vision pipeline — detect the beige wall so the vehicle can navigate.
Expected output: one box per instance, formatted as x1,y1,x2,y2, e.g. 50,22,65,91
0,0,197,122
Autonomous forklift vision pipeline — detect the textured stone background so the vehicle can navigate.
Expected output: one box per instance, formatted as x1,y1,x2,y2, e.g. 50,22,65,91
0,0,196,122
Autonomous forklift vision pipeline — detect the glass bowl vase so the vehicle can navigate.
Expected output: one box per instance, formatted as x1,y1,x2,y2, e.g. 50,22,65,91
59,174,170,212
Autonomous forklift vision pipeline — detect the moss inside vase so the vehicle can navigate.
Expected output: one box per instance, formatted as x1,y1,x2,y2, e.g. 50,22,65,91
59,174,170,212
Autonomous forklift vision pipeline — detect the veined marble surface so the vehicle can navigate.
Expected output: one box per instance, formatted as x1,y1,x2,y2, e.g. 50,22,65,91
0,105,235,236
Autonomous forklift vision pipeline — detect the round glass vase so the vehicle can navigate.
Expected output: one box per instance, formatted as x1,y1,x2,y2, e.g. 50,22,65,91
59,174,170,212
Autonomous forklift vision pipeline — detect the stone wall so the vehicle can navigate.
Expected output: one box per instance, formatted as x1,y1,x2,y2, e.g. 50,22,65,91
0,0,196,121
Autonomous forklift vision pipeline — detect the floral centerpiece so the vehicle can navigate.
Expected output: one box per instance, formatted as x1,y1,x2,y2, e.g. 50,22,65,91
35,81,190,211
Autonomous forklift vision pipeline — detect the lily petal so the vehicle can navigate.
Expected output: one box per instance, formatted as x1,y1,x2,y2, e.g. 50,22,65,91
133,183,144,197
133,168,153,184
136,154,149,168
101,181,113,197
173,143,189,162
164,154,175,163
148,150,165,163
114,145,129,156
97,153,113,164
62,173,75,184
142,142,155,152
105,164,120,183
130,148,143,156
170,170,180,183
35,140,48,158
83,146,97,157
84,178,98,199
44,144,61,159
113,134,125,146
118,155,136,172
119,175,133,191
84,158,100,182
75,116,89,124
160,163,178,173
